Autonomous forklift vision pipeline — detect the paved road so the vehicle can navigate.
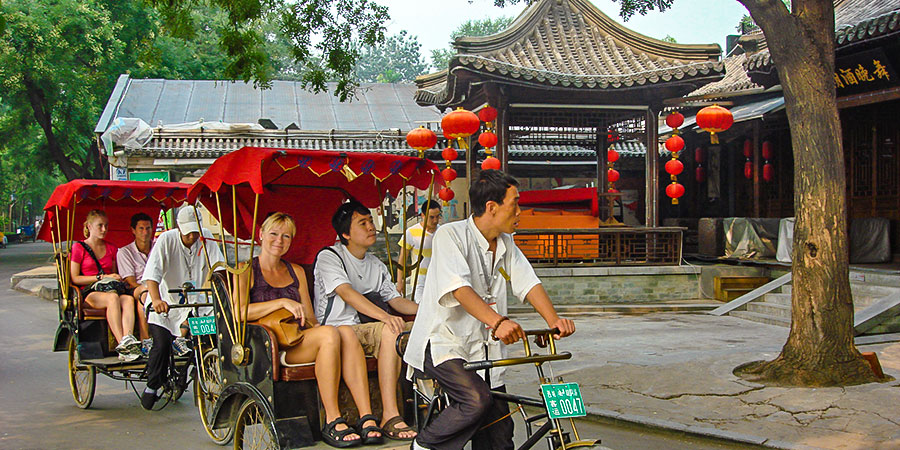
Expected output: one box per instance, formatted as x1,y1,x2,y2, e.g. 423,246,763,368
0,242,753,449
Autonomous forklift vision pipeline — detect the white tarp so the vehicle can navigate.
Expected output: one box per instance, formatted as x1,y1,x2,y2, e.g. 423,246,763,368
157,121,265,133
776,217,795,262
724,217,780,259
100,118,153,156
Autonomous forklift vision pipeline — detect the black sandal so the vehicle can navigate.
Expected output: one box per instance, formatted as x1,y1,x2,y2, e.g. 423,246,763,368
356,414,384,445
322,417,361,448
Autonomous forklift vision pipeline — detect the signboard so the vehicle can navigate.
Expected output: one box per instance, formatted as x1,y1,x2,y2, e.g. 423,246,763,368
835,48,898,96
111,166,128,181
188,316,217,336
129,171,170,182
540,382,586,419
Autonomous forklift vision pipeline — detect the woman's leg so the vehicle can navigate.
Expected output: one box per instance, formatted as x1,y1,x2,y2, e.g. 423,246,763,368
118,294,136,338
283,326,359,441
85,291,124,342
337,325,380,438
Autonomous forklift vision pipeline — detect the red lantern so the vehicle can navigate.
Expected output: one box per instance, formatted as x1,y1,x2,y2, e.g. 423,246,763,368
665,135,685,153
441,108,480,140
695,166,707,183
744,161,753,179
406,126,437,152
607,148,619,163
607,168,620,182
696,104,733,144
666,182,685,199
478,106,498,123
762,141,773,160
743,140,752,159
441,147,458,161
694,147,705,164
763,163,774,182
438,187,455,202
665,159,684,176
442,167,457,182
478,131,498,149
665,112,685,129
607,131,618,142
481,157,502,170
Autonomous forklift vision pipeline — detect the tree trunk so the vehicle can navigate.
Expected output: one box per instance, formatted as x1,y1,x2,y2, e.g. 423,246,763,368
23,77,84,181
734,0,878,386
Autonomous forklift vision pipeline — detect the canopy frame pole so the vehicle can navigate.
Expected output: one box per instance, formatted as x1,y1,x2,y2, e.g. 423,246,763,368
410,173,436,303
212,191,238,348
241,192,260,348
377,181,394,282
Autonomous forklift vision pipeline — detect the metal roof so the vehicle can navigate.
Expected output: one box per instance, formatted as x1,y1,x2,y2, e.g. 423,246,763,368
95,76,443,134
659,95,785,135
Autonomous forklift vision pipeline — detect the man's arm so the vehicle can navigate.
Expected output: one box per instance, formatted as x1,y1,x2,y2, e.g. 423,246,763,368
452,286,525,345
123,276,140,289
145,279,168,314
524,284,574,338
386,296,418,315
395,246,408,295
334,283,406,333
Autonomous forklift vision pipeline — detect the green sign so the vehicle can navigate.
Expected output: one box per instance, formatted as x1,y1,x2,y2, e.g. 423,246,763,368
129,171,170,182
540,382,586,419
188,316,217,336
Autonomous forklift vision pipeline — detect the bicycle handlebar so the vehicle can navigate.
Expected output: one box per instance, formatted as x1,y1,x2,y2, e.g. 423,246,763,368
166,303,214,309
463,352,571,371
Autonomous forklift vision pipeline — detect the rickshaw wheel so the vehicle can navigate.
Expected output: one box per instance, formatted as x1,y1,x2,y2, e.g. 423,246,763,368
67,335,96,409
233,398,277,450
196,349,233,445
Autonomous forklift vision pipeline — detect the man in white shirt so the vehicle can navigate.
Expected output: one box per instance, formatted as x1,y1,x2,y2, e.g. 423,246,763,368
117,212,154,351
396,200,441,303
405,170,575,450
314,199,419,440
140,206,225,410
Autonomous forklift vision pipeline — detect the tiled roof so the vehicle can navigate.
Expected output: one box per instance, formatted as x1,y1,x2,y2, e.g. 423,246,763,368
415,0,723,107
746,0,900,74
96,76,442,134
687,53,762,98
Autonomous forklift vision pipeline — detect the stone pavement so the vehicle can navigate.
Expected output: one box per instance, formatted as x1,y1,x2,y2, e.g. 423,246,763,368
507,312,900,450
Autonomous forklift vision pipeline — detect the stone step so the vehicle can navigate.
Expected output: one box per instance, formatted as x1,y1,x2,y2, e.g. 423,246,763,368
780,284,791,295
764,292,791,306
728,310,790,327
746,301,792,319
849,271,900,288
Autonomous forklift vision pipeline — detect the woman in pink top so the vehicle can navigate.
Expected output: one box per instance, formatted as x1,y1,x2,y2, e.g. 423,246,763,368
69,210,139,361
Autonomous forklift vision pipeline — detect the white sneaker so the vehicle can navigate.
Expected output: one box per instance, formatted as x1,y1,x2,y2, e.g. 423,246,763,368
172,337,191,357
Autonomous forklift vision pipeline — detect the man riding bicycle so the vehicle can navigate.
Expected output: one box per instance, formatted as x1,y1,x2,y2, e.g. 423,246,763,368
404,170,575,450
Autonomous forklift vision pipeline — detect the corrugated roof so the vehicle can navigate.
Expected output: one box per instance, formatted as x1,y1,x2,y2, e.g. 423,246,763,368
746,0,900,74
415,0,724,107
96,76,443,134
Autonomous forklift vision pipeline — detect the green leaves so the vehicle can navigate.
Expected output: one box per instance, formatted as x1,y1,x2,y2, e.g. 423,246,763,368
430,16,515,71
608,0,676,21
355,30,429,84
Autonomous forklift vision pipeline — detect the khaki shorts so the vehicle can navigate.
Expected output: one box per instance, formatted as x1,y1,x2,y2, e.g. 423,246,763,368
350,321,413,357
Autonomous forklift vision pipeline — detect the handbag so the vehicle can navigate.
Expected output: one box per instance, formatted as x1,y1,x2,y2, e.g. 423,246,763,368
317,247,397,325
77,242,128,296
255,308,305,347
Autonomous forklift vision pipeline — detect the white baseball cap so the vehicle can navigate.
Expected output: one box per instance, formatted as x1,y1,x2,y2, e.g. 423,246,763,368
176,207,201,235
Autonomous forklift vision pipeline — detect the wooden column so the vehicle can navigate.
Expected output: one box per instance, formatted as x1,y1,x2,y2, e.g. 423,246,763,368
465,131,475,217
753,121,762,217
596,128,608,222
645,107,659,227
498,104,509,172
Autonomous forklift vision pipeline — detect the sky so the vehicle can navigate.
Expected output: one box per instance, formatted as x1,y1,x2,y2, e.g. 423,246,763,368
382,0,751,66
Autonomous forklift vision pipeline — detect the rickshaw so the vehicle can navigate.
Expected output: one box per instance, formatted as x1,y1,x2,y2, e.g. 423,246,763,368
186,147,442,449
41,180,218,413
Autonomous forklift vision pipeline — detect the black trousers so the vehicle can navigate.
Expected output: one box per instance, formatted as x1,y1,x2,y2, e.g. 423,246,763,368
146,324,174,390
418,348,514,450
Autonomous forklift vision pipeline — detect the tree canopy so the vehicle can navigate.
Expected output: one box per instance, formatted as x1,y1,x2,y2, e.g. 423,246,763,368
430,16,516,70
355,30,429,83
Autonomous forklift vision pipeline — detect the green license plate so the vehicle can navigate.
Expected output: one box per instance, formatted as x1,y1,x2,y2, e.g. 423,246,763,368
540,382,586,419
188,316,216,336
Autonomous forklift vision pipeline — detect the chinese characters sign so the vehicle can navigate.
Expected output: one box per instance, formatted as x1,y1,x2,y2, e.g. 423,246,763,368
188,316,216,336
835,49,898,96
540,382,586,419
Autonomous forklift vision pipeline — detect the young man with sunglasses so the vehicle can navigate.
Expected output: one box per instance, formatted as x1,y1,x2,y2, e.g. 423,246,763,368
404,170,575,450
314,199,419,440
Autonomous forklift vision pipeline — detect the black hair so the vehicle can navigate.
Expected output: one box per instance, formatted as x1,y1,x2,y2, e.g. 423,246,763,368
332,199,371,245
130,212,154,229
470,170,519,217
420,199,442,216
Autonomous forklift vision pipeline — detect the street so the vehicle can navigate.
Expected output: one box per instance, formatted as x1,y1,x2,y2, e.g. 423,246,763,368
0,242,755,449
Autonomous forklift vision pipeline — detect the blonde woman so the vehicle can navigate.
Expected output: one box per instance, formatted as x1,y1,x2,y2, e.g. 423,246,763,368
235,213,383,448
69,210,139,361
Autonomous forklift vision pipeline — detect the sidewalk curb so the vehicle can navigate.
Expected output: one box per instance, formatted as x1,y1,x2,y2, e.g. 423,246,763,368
584,406,826,450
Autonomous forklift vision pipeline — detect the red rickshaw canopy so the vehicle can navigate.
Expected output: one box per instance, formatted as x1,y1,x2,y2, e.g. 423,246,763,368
38,180,190,248
187,147,444,264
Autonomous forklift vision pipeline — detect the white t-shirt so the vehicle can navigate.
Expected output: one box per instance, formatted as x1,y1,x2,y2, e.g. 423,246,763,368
117,241,152,282
314,242,401,326
142,228,225,336
403,216,541,388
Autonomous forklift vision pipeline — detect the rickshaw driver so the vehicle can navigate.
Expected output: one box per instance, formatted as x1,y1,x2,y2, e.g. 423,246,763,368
404,170,575,450
314,200,419,440
140,206,225,410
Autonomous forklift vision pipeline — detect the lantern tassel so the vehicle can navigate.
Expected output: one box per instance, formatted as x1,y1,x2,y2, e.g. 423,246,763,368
456,137,469,150
672,198,679,205
710,132,719,145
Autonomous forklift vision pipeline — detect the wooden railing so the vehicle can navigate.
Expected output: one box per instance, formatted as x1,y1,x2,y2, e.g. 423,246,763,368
513,227,684,267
